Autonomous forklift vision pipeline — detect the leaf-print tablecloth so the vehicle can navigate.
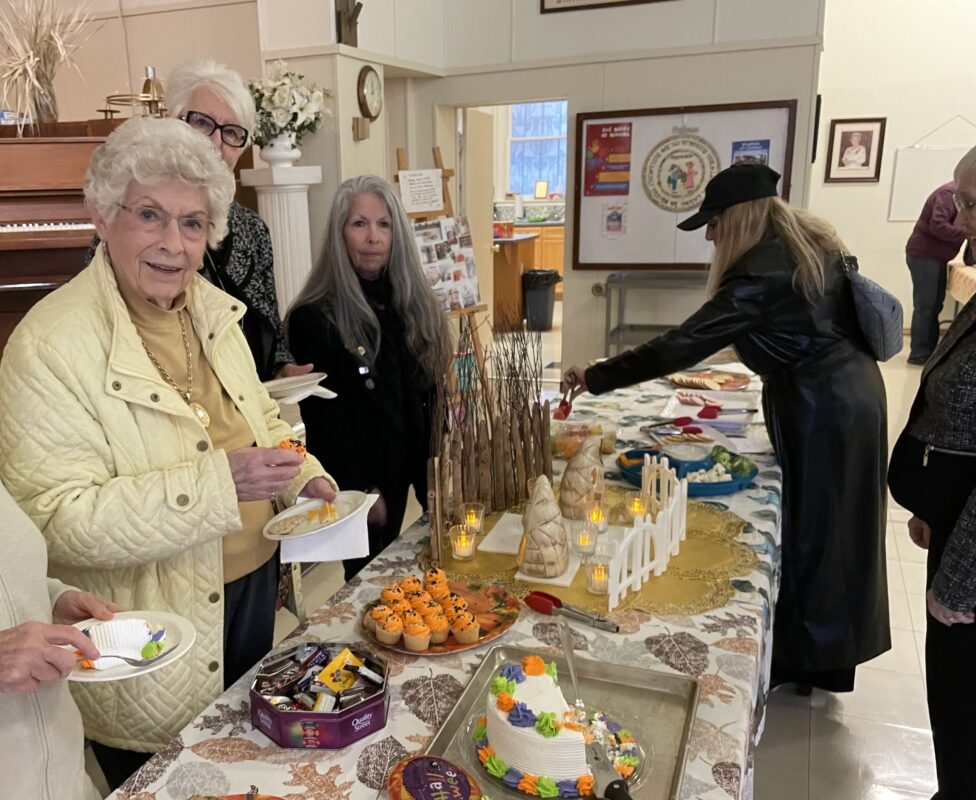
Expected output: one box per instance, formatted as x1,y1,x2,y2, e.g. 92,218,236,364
112,369,781,800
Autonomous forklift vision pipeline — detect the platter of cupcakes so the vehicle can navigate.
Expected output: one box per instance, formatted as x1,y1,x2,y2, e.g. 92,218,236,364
363,569,521,656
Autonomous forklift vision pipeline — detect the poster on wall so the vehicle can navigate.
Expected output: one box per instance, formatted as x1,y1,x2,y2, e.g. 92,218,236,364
583,122,632,196
413,216,482,312
572,100,797,270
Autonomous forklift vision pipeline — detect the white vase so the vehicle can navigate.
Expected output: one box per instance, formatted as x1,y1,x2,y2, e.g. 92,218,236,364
260,132,302,166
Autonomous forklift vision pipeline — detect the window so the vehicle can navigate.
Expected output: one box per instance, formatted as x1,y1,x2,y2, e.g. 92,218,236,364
508,100,568,197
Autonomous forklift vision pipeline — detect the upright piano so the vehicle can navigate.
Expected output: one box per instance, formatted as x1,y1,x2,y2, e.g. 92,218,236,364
0,133,107,355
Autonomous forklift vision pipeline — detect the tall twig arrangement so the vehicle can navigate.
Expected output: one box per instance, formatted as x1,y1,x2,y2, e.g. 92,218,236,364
428,307,552,557
0,0,93,129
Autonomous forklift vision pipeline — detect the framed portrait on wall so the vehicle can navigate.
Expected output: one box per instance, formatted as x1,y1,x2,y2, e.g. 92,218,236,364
824,117,886,183
541,0,672,12
572,99,797,270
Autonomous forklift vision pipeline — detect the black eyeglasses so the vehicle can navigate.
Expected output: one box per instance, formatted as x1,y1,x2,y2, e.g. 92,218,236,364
181,110,249,148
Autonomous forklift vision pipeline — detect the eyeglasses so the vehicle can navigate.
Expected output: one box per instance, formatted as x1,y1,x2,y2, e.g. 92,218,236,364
181,110,249,148
116,203,213,242
954,193,976,214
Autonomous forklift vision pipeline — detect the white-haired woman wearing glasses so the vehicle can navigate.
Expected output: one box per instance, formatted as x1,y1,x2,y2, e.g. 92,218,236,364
86,59,310,381
287,175,451,580
0,117,337,789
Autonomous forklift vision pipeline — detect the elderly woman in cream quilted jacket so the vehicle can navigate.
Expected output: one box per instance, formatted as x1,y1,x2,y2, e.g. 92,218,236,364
0,117,338,790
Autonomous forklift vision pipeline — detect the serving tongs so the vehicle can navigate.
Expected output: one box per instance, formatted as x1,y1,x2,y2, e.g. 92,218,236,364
554,378,575,420
524,590,619,633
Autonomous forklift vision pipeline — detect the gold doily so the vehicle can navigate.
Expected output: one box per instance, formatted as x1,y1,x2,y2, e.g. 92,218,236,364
421,500,757,618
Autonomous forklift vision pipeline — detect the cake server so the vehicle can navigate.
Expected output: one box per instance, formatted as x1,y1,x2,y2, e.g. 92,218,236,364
524,590,619,633
559,617,588,726
585,740,633,800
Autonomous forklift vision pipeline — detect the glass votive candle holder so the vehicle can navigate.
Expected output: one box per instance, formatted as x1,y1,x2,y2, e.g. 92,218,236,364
449,524,477,561
584,500,608,533
460,502,485,533
572,520,598,556
624,491,648,521
585,544,614,595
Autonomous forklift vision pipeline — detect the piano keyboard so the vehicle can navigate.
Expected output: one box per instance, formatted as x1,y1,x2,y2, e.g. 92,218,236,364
1,222,95,232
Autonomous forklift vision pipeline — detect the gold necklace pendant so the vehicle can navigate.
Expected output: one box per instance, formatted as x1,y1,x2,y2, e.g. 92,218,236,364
190,400,211,428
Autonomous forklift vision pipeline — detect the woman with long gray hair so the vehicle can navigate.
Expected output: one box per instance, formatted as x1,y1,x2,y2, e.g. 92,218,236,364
288,175,451,579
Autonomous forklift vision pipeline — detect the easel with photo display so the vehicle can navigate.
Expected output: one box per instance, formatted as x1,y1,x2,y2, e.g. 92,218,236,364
395,147,493,562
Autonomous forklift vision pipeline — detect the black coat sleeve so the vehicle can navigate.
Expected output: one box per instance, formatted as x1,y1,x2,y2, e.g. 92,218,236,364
288,304,372,491
585,270,766,395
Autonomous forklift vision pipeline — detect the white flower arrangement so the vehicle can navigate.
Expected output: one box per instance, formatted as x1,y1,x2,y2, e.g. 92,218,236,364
248,61,331,147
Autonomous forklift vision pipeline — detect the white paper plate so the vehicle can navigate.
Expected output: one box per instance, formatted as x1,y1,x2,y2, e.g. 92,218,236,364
69,610,195,682
262,372,327,398
263,491,370,541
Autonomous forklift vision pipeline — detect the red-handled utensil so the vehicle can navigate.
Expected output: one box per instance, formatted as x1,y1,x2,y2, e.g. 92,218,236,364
554,379,576,420
524,590,619,633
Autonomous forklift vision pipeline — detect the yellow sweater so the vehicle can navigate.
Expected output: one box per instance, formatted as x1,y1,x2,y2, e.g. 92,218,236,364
117,276,276,582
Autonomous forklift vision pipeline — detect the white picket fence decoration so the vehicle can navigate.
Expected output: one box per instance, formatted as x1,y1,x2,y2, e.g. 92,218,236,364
607,453,688,611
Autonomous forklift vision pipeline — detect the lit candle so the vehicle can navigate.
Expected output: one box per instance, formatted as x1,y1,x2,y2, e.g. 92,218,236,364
449,524,476,560
626,491,647,521
585,543,614,595
586,501,608,533
573,521,597,556
460,502,485,533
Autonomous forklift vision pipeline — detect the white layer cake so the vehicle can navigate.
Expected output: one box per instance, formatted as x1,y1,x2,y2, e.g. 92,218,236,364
485,666,588,782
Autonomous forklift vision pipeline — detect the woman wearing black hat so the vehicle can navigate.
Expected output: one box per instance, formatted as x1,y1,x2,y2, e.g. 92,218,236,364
563,163,890,693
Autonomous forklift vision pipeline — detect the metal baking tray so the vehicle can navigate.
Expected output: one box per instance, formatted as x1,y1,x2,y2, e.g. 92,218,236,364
426,644,698,800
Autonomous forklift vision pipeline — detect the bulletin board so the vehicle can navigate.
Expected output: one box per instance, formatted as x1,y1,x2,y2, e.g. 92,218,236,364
572,100,797,270
888,146,968,222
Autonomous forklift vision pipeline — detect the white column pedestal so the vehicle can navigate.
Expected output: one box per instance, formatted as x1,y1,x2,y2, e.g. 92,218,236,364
240,165,322,316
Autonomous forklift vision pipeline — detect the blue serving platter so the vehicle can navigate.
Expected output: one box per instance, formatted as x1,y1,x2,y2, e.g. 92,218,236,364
616,448,758,496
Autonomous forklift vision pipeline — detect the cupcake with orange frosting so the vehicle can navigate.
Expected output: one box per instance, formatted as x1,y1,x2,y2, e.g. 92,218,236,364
389,597,413,616
365,603,393,633
451,610,480,644
426,611,450,644
417,599,444,619
442,592,467,611
400,608,424,627
375,612,404,645
402,618,432,652
425,581,450,602
399,575,423,593
442,604,464,625
424,567,447,585
407,589,433,610
380,584,406,605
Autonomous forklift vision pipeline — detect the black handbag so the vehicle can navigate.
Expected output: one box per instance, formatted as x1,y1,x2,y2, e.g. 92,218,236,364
841,254,904,362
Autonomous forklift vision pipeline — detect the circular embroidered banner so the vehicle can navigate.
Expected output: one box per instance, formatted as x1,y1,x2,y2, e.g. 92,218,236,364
642,134,721,213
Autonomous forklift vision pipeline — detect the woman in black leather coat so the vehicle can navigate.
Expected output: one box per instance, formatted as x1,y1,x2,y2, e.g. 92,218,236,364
564,164,890,692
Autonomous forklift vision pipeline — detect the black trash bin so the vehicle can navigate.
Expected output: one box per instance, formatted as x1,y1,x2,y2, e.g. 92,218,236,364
522,269,561,331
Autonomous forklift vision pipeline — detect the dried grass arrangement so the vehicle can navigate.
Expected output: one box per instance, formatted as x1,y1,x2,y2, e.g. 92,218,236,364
0,0,94,128
427,308,553,559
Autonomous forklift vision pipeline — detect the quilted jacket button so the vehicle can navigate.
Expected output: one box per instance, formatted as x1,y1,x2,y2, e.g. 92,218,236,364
208,661,219,672
231,304,239,312
209,592,220,603
196,440,209,452
238,394,244,402
176,494,189,506
150,393,160,402
208,332,214,340
111,381,121,391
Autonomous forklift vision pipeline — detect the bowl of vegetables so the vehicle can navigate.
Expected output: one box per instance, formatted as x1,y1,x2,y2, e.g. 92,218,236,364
617,445,757,496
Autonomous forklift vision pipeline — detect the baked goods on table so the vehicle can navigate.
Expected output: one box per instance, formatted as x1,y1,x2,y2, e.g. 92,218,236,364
667,370,750,391
363,577,520,654
388,755,483,800
473,656,640,797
